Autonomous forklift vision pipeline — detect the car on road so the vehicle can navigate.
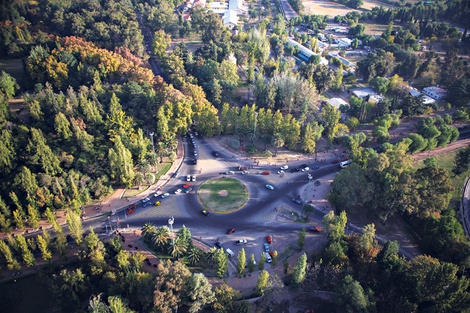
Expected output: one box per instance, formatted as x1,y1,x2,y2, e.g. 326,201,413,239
312,165,320,170
175,189,182,194
183,183,191,188
161,193,170,199
236,239,248,245
192,175,196,181
225,248,235,257
225,171,235,175
292,198,301,205
241,171,248,175
264,252,272,263
185,187,192,193
201,210,209,216
187,175,191,181
154,191,162,197
264,243,270,252
193,144,197,148
212,151,220,157
193,151,197,156
341,157,349,161
301,167,310,172
154,201,161,206
290,168,300,172
143,201,152,207
171,171,179,178
277,170,285,175
300,164,308,169
193,159,197,165
215,241,223,248
265,184,274,190
310,226,322,232
143,197,151,203
280,165,289,170
227,228,235,234
262,171,270,175
331,160,339,164
126,208,135,215
266,235,272,243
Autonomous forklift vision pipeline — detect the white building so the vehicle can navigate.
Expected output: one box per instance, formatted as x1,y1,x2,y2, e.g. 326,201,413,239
329,53,356,68
208,1,229,14
287,39,328,65
423,86,447,100
229,0,247,15
327,98,348,109
222,10,238,29
348,87,384,103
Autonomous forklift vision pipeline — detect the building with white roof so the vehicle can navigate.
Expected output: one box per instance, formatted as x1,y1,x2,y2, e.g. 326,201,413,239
287,39,328,65
348,87,384,103
423,86,447,100
229,0,247,15
328,53,356,68
223,10,238,29
208,1,229,14
327,98,348,109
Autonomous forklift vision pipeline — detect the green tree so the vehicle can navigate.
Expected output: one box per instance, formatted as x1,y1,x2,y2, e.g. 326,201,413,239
108,135,135,188
213,283,241,313
257,270,270,295
237,248,246,276
187,273,215,313
152,226,170,249
37,234,52,262
259,253,266,270
215,248,229,278
154,260,191,313
298,228,306,249
358,224,377,250
248,253,256,273
370,76,390,94
52,268,89,309
322,104,341,144
54,112,72,139
152,30,171,58
26,128,61,175
66,209,84,245
272,133,284,156
16,234,35,266
336,275,375,312
322,211,347,241
0,71,19,99
292,253,307,285
272,250,278,266
453,145,470,176
0,240,20,270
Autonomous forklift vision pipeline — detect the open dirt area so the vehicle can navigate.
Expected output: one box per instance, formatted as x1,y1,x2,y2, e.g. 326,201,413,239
302,0,394,18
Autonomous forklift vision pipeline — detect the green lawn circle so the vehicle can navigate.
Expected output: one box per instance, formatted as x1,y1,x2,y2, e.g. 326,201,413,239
197,177,249,213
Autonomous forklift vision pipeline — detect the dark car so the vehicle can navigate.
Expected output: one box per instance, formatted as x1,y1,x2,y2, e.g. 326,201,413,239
290,168,300,172
300,164,308,169
227,228,235,234
312,165,320,170
310,226,322,232
193,159,197,165
201,210,209,216
292,198,302,205
171,171,179,178
332,160,339,164
215,241,223,248
212,151,220,157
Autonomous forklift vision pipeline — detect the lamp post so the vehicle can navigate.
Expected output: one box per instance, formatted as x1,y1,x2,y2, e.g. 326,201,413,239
168,216,175,249
301,175,312,218
150,132,158,174
252,112,258,145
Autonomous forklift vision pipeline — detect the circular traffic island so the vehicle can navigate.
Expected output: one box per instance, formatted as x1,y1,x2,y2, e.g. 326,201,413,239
197,177,249,213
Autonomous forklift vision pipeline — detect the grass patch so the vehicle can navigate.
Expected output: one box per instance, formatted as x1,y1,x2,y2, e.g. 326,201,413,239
0,58,26,87
412,148,469,203
197,177,249,213
123,160,172,198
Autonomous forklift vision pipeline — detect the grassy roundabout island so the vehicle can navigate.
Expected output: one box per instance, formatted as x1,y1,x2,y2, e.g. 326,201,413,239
197,177,249,213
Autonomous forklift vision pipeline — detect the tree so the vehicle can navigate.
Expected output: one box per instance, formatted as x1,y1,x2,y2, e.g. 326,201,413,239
357,224,377,251
187,273,215,313
215,248,228,278
453,145,470,176
336,275,375,312
292,253,307,285
213,283,241,313
89,295,135,313
16,234,35,266
407,133,427,154
272,250,278,266
26,204,40,229
0,240,20,270
259,253,266,270
322,104,341,144
66,209,84,245
272,133,284,156
52,268,89,309
248,253,256,273
322,211,347,242
237,248,246,276
108,135,135,188
154,260,192,313
37,234,52,262
54,112,72,140
26,128,61,175
298,228,306,249
370,76,389,94
0,71,19,99
257,270,270,295
152,30,171,58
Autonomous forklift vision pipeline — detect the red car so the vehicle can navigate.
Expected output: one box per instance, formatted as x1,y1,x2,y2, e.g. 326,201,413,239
183,183,191,188
310,226,322,232
341,157,349,161
331,160,339,164
227,228,235,234
269,251,274,258
262,171,270,175
266,235,272,243
126,208,135,215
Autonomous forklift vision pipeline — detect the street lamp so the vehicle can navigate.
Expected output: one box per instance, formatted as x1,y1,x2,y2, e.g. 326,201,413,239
301,175,313,218
149,132,158,174
168,216,175,249
252,112,258,145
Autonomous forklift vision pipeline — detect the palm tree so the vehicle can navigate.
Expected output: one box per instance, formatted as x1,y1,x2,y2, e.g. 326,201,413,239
206,247,218,265
152,226,170,249
166,137,177,152
133,172,145,190
168,236,187,258
156,142,166,163
141,223,156,240
261,133,273,150
187,245,202,265
272,133,285,156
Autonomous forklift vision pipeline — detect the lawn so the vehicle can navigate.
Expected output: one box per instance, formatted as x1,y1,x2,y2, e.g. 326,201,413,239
197,177,249,213
0,58,26,87
123,160,172,198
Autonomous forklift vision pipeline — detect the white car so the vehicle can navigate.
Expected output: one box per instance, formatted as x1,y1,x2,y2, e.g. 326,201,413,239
280,165,289,170
225,248,235,257
175,189,182,194
194,151,197,156
236,239,247,245
192,175,196,181
143,197,150,203
264,252,272,263
225,171,235,175
154,191,162,197
277,170,285,175
187,175,191,181
161,193,170,199
241,171,248,175
301,167,310,172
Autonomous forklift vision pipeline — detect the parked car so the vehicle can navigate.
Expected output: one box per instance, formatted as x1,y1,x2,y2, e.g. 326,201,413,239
193,151,197,156
280,165,289,170
154,201,161,206
341,157,349,161
225,171,235,175
215,241,223,248
269,251,274,258
174,189,182,194
332,160,339,164
183,183,191,188
300,164,308,169
193,159,197,165
143,201,152,207
241,171,248,175
265,252,272,263
161,193,170,199
126,208,135,215
236,239,248,245
227,228,235,234
290,168,300,172
265,184,274,190
277,170,285,175
225,248,235,257
192,175,196,181
310,226,322,232
212,151,220,157
143,197,150,203
154,191,162,197
201,210,209,216
262,171,270,175
266,235,272,243
264,243,270,252
186,175,191,181
171,171,179,178
312,165,320,170
185,187,192,193
292,198,302,205
301,167,310,172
